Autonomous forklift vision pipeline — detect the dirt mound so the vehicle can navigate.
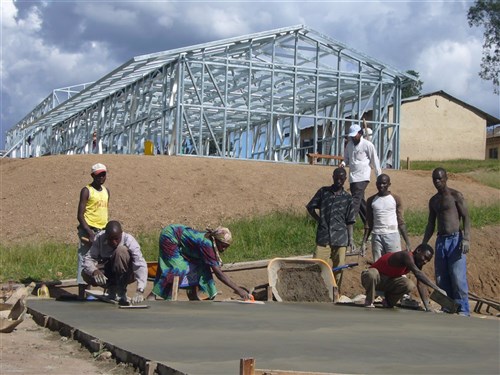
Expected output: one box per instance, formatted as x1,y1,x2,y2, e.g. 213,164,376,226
1,154,499,300
1,154,498,244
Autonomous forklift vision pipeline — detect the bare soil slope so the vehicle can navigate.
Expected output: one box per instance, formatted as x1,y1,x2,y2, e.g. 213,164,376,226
1,154,498,244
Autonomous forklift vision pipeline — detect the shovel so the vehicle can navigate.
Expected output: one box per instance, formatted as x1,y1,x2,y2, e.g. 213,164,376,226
430,290,460,313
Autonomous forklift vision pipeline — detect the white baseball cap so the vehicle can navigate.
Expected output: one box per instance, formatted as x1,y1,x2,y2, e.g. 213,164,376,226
91,163,107,175
348,124,362,137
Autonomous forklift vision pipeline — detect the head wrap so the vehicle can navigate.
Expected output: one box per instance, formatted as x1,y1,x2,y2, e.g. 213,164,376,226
207,226,233,245
206,227,232,267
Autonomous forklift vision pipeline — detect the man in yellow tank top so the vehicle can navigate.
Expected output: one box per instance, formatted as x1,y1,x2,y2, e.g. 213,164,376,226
77,163,110,299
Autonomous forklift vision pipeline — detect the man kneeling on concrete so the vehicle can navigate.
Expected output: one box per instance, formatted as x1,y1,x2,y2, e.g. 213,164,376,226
361,244,445,311
83,220,148,305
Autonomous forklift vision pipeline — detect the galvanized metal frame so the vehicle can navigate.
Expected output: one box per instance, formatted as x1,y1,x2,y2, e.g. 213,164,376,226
4,25,415,168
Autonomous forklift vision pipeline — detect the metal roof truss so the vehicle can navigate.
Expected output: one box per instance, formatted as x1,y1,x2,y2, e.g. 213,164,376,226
5,25,413,168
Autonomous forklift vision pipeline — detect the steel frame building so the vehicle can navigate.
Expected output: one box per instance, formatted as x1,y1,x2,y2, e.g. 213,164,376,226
4,25,416,168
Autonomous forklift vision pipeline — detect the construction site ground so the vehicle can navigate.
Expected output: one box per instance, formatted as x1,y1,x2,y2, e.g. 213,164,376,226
1,154,499,374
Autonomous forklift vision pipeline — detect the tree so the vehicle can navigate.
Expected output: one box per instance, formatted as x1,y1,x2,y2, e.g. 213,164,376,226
468,0,500,94
402,70,423,99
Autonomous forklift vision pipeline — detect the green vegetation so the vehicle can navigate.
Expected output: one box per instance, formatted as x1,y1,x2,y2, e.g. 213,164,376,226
403,159,500,189
468,0,500,93
2,203,499,283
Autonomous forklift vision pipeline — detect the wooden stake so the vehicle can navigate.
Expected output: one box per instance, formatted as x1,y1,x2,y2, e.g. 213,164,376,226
240,358,255,375
267,285,273,301
172,276,179,301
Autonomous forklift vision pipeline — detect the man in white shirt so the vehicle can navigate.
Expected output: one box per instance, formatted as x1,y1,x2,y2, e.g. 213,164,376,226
340,123,382,233
362,174,411,260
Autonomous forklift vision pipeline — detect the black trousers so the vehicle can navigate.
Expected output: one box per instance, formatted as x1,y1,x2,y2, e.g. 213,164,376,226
350,181,369,228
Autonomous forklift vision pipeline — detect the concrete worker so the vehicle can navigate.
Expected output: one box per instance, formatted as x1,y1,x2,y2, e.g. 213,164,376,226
361,174,411,260
306,167,356,289
151,224,251,301
422,167,471,316
76,163,110,300
82,221,148,306
361,244,446,310
340,121,382,231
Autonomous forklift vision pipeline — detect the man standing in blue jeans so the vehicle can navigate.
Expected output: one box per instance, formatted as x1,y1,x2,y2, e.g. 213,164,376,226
422,167,471,316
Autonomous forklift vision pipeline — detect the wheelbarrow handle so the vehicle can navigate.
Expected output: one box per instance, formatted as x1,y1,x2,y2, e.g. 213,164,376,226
332,262,359,272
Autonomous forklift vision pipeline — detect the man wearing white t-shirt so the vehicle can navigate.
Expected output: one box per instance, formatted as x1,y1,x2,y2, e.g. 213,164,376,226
340,123,382,231
362,174,411,260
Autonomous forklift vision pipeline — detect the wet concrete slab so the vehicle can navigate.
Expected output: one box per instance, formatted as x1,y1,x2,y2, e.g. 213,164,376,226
27,299,499,374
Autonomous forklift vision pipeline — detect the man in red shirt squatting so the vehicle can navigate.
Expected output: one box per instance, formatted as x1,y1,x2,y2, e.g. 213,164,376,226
361,244,446,310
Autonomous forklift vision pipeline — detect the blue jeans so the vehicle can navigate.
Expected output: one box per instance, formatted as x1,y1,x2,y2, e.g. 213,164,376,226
435,232,470,315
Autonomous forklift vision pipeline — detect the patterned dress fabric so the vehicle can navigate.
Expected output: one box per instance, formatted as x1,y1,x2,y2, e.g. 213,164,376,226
152,224,219,300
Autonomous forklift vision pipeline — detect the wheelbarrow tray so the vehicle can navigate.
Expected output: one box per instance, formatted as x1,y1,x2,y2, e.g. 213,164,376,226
267,258,337,302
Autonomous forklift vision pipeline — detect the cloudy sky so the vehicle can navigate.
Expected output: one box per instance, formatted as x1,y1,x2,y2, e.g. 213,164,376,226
1,0,498,147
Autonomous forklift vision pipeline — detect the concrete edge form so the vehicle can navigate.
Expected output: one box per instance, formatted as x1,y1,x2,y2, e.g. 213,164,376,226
28,307,187,375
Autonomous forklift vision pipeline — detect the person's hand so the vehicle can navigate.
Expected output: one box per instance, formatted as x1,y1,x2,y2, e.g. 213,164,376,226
236,287,251,301
87,231,96,243
460,239,470,254
92,270,107,286
131,291,144,304
405,243,412,252
360,241,367,257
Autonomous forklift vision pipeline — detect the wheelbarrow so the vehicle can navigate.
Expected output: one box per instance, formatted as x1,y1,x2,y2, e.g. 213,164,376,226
267,258,338,302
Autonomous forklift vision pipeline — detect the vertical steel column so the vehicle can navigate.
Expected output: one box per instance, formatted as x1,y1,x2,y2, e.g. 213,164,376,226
336,50,342,155
175,54,186,155
199,59,206,155
245,42,253,159
357,61,362,126
393,77,401,169
160,66,168,155
269,37,276,161
291,31,298,162
313,40,319,157
223,51,229,158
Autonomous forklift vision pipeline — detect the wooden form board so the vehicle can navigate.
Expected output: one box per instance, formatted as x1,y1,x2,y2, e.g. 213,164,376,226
240,357,338,375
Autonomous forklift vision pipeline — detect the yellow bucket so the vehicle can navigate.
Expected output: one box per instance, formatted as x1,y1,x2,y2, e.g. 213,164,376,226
37,284,50,298
144,140,154,155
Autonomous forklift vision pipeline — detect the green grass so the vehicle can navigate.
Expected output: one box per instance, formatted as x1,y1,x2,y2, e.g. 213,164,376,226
405,159,500,173
403,159,500,189
404,202,500,236
2,204,499,283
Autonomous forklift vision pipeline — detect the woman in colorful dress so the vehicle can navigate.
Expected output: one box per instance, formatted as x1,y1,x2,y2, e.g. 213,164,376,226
152,224,251,301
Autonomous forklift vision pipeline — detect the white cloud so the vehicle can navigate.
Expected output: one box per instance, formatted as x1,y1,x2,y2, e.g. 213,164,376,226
1,0,18,28
184,6,252,38
74,3,139,28
416,38,482,94
1,1,117,128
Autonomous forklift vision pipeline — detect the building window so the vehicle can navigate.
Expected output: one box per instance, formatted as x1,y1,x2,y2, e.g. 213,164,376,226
489,147,498,159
